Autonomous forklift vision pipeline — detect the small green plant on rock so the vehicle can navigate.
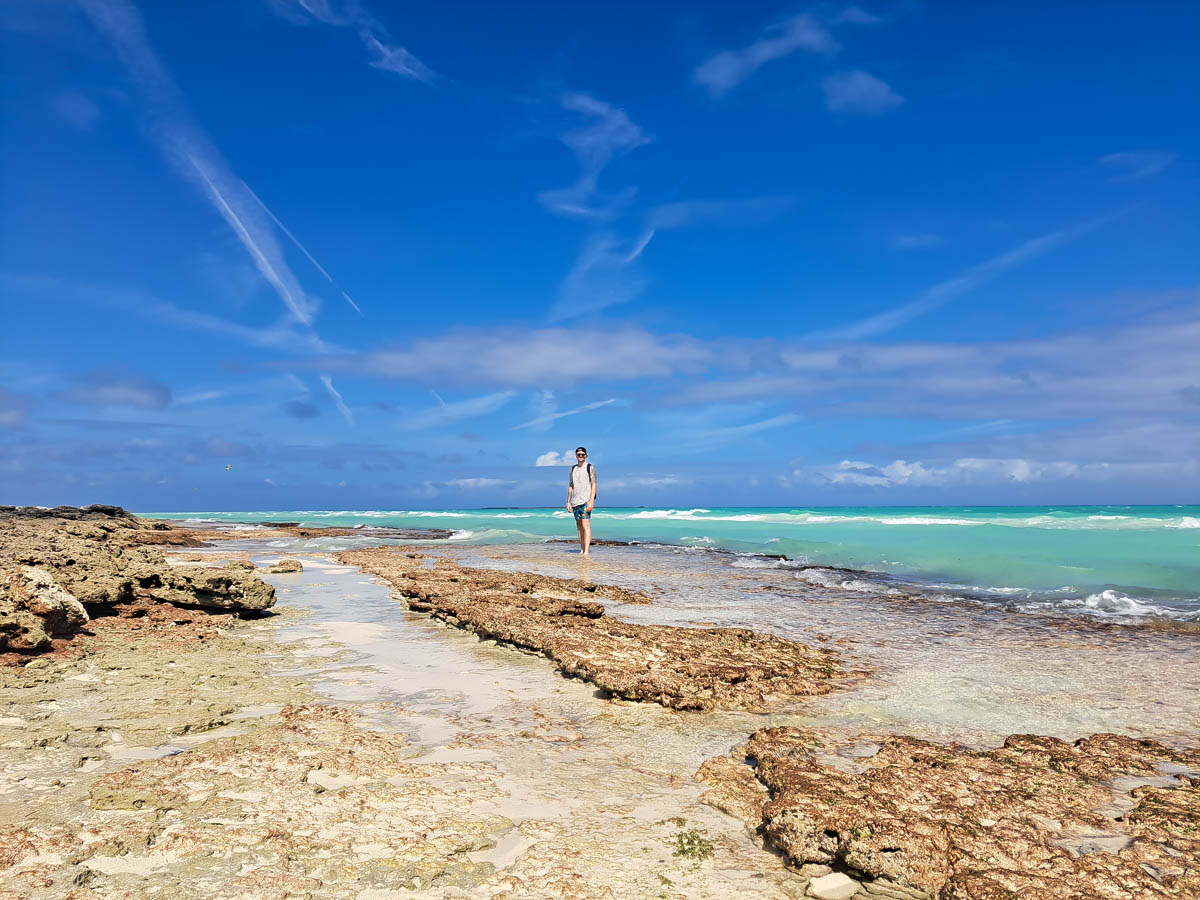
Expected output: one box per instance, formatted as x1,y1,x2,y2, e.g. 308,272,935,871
671,827,714,861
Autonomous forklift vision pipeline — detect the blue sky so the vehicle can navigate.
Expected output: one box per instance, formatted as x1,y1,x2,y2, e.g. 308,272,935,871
1,0,1197,510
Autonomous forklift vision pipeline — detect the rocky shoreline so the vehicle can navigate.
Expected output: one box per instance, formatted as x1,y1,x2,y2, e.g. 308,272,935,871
1,507,1197,898
339,546,867,712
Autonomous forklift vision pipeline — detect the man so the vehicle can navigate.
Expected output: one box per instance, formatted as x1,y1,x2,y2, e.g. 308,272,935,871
566,446,597,556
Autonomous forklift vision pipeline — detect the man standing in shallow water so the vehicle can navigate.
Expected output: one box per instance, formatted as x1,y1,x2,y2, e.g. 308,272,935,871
567,447,597,556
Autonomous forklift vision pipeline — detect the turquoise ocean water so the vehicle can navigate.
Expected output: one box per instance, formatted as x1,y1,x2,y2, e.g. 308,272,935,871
146,506,1200,624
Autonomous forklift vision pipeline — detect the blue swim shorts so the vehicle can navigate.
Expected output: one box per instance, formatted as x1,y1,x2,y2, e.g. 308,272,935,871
572,504,591,521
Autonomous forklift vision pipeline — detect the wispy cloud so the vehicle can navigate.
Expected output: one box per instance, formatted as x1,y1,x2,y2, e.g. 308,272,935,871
833,6,883,26
818,456,1083,488
551,232,648,320
674,290,1200,426
1097,151,1177,182
285,400,320,419
538,93,651,221
0,275,330,354
49,90,103,130
822,70,903,114
445,477,513,489
54,369,171,410
693,14,837,98
336,327,711,386
809,215,1113,341
0,388,31,428
514,398,618,431
647,196,797,230
891,233,946,250
403,390,517,430
319,374,354,425
691,413,800,449
535,450,571,466
75,0,346,347
266,0,432,82
550,197,796,320
242,182,364,315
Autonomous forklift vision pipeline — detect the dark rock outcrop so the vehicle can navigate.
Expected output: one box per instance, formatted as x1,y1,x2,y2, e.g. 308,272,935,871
699,728,1200,899
339,548,865,711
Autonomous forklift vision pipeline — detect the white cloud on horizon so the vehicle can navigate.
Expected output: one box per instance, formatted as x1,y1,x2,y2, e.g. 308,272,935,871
822,70,903,115
693,15,837,98
806,455,1200,489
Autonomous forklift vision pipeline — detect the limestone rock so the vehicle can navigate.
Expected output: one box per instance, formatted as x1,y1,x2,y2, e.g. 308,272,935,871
0,566,89,651
128,565,276,611
266,559,303,574
699,728,1200,899
808,871,860,899
0,506,276,630
224,559,256,570
339,548,865,711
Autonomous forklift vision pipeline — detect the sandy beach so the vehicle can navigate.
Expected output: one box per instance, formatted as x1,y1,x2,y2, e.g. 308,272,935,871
1,506,1197,899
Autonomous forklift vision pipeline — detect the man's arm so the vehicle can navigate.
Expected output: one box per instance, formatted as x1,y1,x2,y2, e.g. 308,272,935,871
567,477,573,512
587,466,597,511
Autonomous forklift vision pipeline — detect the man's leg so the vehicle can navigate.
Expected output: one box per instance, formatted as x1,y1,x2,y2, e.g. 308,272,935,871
581,515,591,556
575,512,586,552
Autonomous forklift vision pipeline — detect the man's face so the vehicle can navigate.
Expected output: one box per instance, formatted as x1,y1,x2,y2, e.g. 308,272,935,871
576,451,586,465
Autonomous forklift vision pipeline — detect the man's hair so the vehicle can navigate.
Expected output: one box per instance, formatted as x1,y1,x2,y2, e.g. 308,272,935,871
575,446,587,455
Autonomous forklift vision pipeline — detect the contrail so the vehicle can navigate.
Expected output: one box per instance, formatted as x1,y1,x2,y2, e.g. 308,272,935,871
243,180,365,316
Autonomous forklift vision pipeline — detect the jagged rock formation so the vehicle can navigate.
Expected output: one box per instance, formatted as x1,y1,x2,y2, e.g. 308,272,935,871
699,727,1200,899
339,548,865,711
265,559,303,573
0,567,90,652
0,506,275,655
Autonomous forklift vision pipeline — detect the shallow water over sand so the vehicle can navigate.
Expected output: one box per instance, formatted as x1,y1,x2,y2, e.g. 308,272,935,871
251,553,812,896
433,542,1200,748
156,539,1199,895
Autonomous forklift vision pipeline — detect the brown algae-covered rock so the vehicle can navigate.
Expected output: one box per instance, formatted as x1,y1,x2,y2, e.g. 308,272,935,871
699,728,1200,899
265,559,304,573
339,548,865,711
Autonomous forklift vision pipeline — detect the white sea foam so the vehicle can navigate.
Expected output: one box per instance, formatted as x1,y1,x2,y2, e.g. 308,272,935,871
627,508,712,519
1165,516,1200,529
